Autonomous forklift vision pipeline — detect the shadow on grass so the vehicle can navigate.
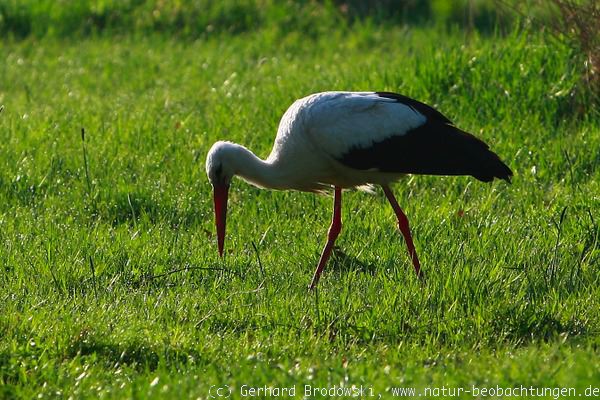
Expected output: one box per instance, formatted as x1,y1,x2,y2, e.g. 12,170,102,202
0,173,45,208
65,330,202,372
490,306,588,345
101,190,200,228
328,247,378,277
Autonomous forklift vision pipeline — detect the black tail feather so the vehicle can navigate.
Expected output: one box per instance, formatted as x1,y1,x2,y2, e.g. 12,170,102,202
457,128,513,183
338,121,513,183
472,149,513,183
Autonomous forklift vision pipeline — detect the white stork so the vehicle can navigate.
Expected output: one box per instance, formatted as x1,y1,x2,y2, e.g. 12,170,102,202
205,91,512,289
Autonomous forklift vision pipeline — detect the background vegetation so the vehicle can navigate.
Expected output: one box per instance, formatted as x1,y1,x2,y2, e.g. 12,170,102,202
0,1,598,398
0,0,511,38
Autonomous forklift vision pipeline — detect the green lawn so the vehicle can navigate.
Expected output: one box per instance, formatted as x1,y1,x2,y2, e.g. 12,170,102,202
1,7,599,399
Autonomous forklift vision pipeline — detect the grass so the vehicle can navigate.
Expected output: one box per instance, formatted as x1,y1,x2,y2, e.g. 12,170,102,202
0,0,511,39
1,6,599,399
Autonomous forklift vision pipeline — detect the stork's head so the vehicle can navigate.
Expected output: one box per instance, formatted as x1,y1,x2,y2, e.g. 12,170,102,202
206,141,236,257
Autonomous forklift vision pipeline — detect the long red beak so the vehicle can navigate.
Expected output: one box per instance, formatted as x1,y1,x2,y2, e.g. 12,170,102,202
213,184,229,257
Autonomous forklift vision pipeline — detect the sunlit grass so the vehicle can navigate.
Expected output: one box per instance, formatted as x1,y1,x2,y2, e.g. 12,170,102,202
0,22,599,399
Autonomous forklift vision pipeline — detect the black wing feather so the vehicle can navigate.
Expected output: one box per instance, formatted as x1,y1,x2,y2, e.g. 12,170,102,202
339,93,513,182
375,91,453,124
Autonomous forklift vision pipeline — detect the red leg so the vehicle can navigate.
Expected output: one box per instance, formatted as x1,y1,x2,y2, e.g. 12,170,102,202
309,187,342,290
382,185,423,279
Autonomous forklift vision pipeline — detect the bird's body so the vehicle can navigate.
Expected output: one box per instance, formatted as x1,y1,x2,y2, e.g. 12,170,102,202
208,92,511,192
266,91,419,190
206,91,512,288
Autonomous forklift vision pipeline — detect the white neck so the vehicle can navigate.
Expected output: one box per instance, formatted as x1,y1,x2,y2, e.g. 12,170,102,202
227,144,286,189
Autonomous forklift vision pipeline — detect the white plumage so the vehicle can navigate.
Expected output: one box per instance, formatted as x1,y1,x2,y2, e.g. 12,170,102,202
207,91,427,192
205,91,512,288
298,92,426,155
